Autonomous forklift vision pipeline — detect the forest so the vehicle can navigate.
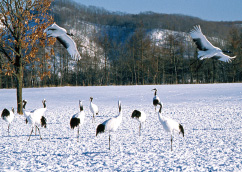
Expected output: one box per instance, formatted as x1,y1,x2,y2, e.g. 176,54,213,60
1,0,242,88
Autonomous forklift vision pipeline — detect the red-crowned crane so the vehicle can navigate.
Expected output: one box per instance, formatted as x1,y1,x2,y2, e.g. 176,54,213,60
44,23,81,60
157,103,184,151
1,107,14,135
70,100,85,142
131,110,146,136
152,88,161,112
23,99,47,141
190,25,236,62
96,101,122,150
90,97,99,123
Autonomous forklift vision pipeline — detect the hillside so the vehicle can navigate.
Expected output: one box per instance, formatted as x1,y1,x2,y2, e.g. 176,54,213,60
52,0,242,38
1,0,241,88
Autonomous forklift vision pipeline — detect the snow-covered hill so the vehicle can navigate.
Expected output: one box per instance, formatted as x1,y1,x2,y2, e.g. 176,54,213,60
1,83,242,171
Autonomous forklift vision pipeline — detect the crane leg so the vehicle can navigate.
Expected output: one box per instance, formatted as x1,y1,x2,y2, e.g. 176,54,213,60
8,124,10,136
36,126,42,140
77,127,79,142
109,134,111,150
93,114,95,123
28,128,34,141
190,58,199,67
171,135,173,151
139,123,141,136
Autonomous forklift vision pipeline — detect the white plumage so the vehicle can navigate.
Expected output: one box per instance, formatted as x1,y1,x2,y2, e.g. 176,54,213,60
44,23,81,60
96,101,122,150
157,103,184,151
90,97,99,122
152,88,161,112
190,25,236,62
1,107,14,135
23,99,47,141
70,100,85,142
131,110,146,136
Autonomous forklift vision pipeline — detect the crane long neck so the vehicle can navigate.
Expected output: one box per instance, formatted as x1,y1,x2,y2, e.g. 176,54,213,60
42,100,46,108
23,101,26,110
118,104,122,117
222,50,231,53
80,102,83,112
158,105,163,120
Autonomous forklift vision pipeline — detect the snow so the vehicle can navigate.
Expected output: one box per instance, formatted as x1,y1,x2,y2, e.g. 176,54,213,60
0,83,242,171
150,29,191,46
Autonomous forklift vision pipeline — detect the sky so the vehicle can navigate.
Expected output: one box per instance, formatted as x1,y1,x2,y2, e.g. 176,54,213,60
75,0,242,21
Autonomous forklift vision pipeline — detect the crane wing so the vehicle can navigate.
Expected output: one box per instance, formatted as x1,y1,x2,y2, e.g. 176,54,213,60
214,52,236,62
57,34,81,60
190,25,215,51
44,23,81,60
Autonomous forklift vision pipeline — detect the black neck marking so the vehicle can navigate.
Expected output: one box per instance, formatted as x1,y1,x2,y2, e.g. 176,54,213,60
79,101,83,111
80,105,83,111
43,100,46,108
23,100,27,109
159,104,162,113
222,50,232,54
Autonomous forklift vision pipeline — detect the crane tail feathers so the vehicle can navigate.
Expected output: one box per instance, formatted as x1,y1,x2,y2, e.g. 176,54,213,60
153,99,159,105
41,116,47,128
131,110,141,119
70,118,80,129
1,109,10,119
179,124,184,137
96,124,105,136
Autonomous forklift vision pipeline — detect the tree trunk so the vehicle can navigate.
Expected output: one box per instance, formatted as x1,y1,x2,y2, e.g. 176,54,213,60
16,66,23,115
0,72,2,88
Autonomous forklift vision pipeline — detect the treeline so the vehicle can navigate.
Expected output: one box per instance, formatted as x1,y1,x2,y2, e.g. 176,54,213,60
0,0,242,88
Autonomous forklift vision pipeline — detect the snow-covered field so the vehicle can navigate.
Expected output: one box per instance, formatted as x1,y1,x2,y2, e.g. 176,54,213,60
0,83,242,171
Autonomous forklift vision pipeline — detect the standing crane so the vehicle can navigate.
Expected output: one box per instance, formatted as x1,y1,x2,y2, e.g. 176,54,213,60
152,88,161,112
23,99,47,141
70,100,85,142
1,107,14,135
90,97,99,123
131,110,146,136
96,101,122,150
157,103,184,151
